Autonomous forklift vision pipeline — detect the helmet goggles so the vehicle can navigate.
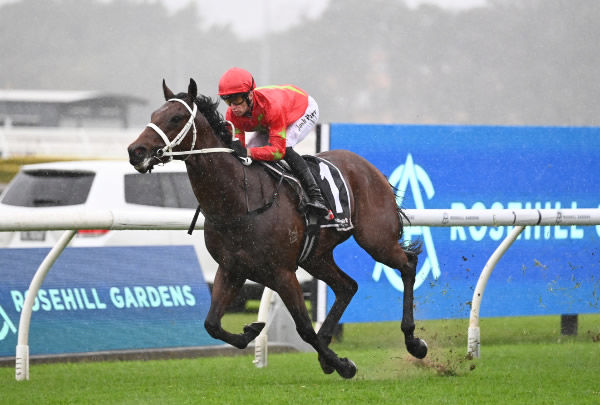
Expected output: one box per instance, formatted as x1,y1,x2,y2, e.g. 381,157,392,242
220,93,247,106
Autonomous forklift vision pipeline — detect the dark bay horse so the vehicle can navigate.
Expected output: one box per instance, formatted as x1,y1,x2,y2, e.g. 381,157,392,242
127,79,427,379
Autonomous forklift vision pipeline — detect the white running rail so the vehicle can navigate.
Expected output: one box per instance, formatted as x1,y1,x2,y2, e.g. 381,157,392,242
268,208,600,365
2,208,600,379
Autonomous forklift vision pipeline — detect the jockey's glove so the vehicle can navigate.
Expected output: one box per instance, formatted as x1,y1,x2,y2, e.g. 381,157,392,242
231,140,248,158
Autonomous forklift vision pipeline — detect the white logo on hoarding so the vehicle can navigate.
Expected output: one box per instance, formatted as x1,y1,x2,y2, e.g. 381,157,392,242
372,153,441,291
0,304,17,341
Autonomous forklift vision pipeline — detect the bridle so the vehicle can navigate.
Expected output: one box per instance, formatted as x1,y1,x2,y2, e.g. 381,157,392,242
146,98,246,163
145,97,256,235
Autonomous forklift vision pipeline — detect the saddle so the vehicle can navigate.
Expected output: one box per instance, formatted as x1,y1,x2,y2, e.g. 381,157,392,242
261,156,353,264
260,156,352,229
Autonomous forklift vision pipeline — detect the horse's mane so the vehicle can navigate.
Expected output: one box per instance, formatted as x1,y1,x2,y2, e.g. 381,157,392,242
174,92,232,146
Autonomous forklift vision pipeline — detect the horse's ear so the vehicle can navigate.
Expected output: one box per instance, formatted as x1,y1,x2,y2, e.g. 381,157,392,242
188,78,198,100
162,79,175,101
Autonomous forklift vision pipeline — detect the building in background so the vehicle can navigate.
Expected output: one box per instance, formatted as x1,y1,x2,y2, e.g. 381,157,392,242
0,90,146,129
0,91,147,159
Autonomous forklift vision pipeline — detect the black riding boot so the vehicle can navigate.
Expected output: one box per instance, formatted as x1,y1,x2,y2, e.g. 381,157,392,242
284,147,332,219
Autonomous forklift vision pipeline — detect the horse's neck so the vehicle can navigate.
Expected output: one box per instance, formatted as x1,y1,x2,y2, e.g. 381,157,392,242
185,134,258,219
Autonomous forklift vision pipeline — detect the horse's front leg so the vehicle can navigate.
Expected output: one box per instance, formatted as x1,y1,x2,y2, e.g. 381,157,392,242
303,253,358,374
400,253,428,359
204,266,265,349
270,270,357,379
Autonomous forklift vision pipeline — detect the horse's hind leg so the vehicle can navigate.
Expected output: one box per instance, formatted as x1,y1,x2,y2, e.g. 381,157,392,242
268,269,357,379
354,229,428,359
204,266,265,349
397,249,428,359
303,252,358,374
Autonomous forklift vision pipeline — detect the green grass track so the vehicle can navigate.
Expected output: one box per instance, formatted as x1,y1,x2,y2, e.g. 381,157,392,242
2,314,599,404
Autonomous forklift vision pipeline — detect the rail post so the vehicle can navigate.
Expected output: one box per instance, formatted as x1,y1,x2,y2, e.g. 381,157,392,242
15,230,76,381
467,225,526,358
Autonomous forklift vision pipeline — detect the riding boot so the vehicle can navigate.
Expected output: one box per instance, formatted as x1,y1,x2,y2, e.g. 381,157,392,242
284,148,333,219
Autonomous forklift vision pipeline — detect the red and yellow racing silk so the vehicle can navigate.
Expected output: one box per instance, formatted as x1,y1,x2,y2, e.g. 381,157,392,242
225,85,309,161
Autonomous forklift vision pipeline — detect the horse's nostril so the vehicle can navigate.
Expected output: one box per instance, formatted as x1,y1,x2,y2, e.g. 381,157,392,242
128,145,147,163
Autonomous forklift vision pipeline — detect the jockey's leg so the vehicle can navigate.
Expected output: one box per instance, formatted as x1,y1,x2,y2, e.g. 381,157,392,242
283,147,332,219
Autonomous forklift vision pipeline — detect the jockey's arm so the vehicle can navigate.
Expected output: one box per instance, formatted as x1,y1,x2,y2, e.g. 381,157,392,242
247,114,287,161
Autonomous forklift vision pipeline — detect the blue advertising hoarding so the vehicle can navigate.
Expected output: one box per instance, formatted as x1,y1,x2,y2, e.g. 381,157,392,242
328,124,600,322
0,246,218,357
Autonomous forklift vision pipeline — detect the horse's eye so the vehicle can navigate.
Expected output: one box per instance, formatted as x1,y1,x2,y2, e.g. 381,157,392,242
170,115,183,124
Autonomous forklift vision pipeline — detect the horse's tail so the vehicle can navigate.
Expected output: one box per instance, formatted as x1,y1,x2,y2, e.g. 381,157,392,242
397,206,423,256
391,182,422,255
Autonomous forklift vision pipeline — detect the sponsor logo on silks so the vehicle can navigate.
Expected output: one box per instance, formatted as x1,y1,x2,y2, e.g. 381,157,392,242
372,153,441,292
0,304,17,342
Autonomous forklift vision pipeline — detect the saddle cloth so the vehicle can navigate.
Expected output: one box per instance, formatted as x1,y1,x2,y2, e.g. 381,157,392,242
304,156,353,231
262,155,353,232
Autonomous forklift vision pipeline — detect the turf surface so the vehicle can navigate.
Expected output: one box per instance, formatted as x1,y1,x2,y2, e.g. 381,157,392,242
2,314,599,404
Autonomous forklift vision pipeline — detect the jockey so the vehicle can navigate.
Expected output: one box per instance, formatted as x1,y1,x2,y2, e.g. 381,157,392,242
218,67,332,220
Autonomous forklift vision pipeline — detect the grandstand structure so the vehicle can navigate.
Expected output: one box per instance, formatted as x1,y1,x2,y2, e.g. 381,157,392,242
0,89,145,128
0,90,146,158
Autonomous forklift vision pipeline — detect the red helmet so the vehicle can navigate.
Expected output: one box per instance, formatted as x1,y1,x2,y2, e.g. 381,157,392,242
218,67,256,96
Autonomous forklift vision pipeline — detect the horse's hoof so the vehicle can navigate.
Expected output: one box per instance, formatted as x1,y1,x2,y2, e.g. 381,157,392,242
243,322,266,340
318,354,335,374
336,358,357,379
407,338,428,359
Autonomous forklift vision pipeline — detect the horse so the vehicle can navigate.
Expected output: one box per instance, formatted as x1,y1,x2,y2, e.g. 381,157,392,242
127,79,428,379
